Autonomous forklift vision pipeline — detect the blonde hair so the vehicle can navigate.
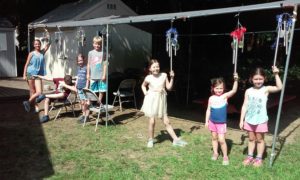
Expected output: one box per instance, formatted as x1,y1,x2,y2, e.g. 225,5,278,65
93,36,102,44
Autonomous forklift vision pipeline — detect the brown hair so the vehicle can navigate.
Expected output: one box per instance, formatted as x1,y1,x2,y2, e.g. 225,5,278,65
249,67,266,84
210,77,225,95
64,75,73,86
147,59,159,74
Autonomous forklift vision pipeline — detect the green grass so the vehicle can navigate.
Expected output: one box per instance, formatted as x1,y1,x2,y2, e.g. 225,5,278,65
40,118,300,180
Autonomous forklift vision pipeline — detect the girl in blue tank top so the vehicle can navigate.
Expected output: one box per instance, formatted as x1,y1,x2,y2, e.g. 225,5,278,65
22,39,50,113
205,73,239,166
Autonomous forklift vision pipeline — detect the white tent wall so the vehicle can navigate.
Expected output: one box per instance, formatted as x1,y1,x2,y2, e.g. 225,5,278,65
34,24,151,77
0,28,17,77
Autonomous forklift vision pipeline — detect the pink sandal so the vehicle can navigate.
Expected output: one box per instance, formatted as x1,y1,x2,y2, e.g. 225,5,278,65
253,157,263,167
243,155,254,166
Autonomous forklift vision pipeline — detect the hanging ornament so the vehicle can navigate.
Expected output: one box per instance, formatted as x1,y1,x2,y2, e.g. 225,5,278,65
76,27,86,47
166,26,179,71
272,13,293,66
41,27,51,44
230,26,247,74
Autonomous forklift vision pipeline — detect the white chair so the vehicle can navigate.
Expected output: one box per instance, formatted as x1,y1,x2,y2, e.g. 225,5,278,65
82,88,115,131
49,91,77,121
112,79,137,111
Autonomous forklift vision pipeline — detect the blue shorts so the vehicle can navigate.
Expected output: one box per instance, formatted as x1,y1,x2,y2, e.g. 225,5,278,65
77,89,87,100
90,80,107,93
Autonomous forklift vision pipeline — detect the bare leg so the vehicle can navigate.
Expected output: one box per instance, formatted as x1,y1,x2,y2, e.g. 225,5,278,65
162,115,178,141
256,132,265,158
99,92,104,104
27,79,36,102
44,98,50,116
148,117,155,139
211,132,219,155
218,133,228,158
247,131,256,156
29,79,42,103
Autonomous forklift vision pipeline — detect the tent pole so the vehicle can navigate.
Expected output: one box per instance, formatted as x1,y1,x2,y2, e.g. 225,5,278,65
269,5,298,167
186,21,193,105
105,24,109,127
27,26,31,53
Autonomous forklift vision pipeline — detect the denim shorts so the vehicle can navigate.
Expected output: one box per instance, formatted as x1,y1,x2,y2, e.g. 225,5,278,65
77,89,87,100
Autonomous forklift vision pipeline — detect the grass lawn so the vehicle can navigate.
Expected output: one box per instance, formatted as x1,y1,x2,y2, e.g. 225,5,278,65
1,100,300,179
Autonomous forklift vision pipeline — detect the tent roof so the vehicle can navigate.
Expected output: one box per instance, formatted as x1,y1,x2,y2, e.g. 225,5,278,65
29,0,299,28
31,0,137,25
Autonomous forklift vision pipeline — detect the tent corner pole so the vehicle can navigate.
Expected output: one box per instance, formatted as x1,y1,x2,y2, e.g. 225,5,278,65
105,24,109,127
269,4,298,167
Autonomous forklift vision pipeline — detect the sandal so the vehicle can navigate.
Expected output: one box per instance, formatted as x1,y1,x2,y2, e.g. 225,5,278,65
243,155,254,166
222,156,229,165
211,153,219,161
253,157,263,167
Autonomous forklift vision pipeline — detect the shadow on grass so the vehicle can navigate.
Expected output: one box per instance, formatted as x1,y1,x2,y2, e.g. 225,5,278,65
0,99,54,179
155,129,183,144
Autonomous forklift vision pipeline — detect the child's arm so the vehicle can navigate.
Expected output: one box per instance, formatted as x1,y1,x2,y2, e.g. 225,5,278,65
86,55,90,82
23,52,33,80
267,66,283,93
239,90,249,130
166,71,175,90
101,62,107,81
141,77,149,95
42,41,51,53
205,99,211,128
35,75,53,81
59,81,77,92
224,73,239,98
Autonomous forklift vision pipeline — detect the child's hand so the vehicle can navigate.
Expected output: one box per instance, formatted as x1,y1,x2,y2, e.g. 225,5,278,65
169,70,175,78
272,66,279,75
205,121,208,128
101,76,106,82
59,81,66,86
233,73,239,81
239,121,244,130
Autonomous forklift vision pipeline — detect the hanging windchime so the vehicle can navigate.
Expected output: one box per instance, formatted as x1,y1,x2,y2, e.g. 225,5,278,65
273,13,293,66
166,22,179,71
230,25,246,74
41,27,50,44
76,27,86,47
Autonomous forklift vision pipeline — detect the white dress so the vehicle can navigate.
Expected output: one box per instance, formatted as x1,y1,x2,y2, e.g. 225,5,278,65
141,73,168,118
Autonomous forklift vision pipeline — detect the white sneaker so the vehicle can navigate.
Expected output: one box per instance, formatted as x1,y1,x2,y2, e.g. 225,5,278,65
172,139,188,147
147,139,154,148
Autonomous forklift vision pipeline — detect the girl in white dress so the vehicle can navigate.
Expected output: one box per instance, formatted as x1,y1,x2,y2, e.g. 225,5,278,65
141,59,187,148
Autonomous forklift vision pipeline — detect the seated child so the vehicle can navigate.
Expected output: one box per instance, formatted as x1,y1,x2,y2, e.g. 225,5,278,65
35,75,74,123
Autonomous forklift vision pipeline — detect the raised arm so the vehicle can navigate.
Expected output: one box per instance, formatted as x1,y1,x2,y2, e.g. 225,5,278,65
239,90,249,130
23,52,33,80
166,71,174,90
267,66,283,93
43,42,51,53
224,73,239,98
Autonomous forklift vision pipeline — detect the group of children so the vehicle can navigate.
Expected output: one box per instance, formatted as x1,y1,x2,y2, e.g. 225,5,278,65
23,36,107,124
23,35,283,167
205,66,282,167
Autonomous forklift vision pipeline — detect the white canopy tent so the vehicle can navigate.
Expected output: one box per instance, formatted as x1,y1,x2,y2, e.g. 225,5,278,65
29,0,300,166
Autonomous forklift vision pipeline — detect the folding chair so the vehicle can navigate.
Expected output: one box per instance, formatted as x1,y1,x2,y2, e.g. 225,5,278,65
82,88,115,131
49,92,77,121
112,79,137,111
